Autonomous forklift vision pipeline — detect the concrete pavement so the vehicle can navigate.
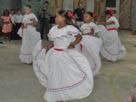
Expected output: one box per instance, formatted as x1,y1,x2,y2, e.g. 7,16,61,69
0,30,136,102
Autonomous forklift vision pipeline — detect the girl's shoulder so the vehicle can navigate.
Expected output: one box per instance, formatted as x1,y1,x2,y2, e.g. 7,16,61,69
89,22,97,26
1,16,10,19
49,25,58,33
108,16,117,21
66,25,78,30
26,13,36,18
66,25,81,35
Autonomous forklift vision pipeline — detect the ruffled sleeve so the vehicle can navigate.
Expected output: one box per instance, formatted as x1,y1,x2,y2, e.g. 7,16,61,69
67,25,81,36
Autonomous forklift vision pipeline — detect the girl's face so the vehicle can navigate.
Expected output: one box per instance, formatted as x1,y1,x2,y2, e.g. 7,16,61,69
55,13,66,25
17,10,21,14
106,14,111,18
84,13,92,23
24,7,31,14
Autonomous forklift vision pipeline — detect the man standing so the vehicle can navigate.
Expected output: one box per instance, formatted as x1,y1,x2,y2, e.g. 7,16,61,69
38,1,51,40
74,2,85,27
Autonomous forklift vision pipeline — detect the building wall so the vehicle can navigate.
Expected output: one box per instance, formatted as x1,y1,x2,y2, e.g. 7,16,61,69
119,0,132,29
86,0,94,11
21,0,44,14
94,0,106,21
131,0,136,29
1,0,135,29
0,0,12,15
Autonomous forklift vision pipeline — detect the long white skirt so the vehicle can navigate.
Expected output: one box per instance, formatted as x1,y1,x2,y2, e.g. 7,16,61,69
18,26,41,64
98,25,126,62
76,35,102,76
33,40,94,102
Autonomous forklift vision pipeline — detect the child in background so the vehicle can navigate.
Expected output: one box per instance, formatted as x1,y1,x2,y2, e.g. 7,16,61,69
1,9,12,40
13,9,23,40
18,5,41,64
77,12,102,76
98,10,126,62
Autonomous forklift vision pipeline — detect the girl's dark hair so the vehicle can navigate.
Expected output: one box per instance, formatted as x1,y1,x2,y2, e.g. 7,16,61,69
44,1,49,4
25,4,32,9
17,8,21,11
58,10,74,25
86,12,94,17
3,9,10,16
105,10,113,16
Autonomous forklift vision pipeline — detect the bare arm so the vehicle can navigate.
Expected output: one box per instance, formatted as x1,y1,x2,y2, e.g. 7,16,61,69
68,34,82,49
42,41,54,52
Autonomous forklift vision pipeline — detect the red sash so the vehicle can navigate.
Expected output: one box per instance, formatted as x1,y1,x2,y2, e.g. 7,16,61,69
54,48,64,51
107,28,118,31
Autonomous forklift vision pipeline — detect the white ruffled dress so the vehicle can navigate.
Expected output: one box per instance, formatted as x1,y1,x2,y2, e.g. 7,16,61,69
33,25,94,102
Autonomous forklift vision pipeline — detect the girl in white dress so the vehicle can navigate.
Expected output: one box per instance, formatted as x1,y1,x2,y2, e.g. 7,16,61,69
33,10,94,102
98,10,126,62
18,5,41,64
77,12,102,76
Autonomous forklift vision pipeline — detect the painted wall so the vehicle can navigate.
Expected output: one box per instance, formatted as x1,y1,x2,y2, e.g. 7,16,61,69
21,0,45,14
0,0,12,15
86,0,94,11
131,0,136,29
63,0,73,10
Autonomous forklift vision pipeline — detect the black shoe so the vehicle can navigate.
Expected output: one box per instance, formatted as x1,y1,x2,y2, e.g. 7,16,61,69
0,41,3,44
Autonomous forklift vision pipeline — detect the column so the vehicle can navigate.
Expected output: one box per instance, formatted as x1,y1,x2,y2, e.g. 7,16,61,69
86,0,94,11
63,0,73,10
11,0,22,9
0,0,12,14
131,0,136,29
116,0,120,19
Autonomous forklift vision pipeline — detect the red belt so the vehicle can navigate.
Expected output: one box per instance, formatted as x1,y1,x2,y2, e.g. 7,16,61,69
107,28,118,31
54,48,64,51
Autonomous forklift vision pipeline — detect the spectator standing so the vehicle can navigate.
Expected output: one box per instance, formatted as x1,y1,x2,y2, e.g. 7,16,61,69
74,2,85,27
38,1,51,40
13,9,23,40
1,9,12,40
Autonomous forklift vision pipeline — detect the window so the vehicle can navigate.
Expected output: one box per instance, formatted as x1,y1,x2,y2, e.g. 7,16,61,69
106,0,116,7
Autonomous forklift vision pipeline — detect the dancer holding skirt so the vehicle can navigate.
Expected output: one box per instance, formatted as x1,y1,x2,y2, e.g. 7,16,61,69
98,10,126,62
33,10,94,102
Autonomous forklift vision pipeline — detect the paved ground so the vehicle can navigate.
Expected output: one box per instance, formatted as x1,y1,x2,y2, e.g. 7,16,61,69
0,30,136,102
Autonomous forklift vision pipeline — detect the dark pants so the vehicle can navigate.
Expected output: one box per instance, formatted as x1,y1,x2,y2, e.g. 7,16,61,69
39,19,51,40
11,23,22,40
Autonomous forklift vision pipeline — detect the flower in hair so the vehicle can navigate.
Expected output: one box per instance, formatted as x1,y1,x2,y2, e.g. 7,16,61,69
67,11,74,18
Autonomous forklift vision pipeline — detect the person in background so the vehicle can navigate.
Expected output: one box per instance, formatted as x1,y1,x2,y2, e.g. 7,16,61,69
98,10,126,62
10,9,16,24
38,1,51,40
13,9,23,40
76,12,102,76
74,2,85,27
10,9,16,40
18,5,41,64
1,9,12,40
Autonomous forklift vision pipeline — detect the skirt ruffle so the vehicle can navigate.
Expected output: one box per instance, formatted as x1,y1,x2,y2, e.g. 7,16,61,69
33,40,94,102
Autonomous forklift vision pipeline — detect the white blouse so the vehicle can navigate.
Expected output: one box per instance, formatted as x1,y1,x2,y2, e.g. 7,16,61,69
23,13,38,26
48,25,81,49
14,14,23,23
106,16,120,29
80,22,99,34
